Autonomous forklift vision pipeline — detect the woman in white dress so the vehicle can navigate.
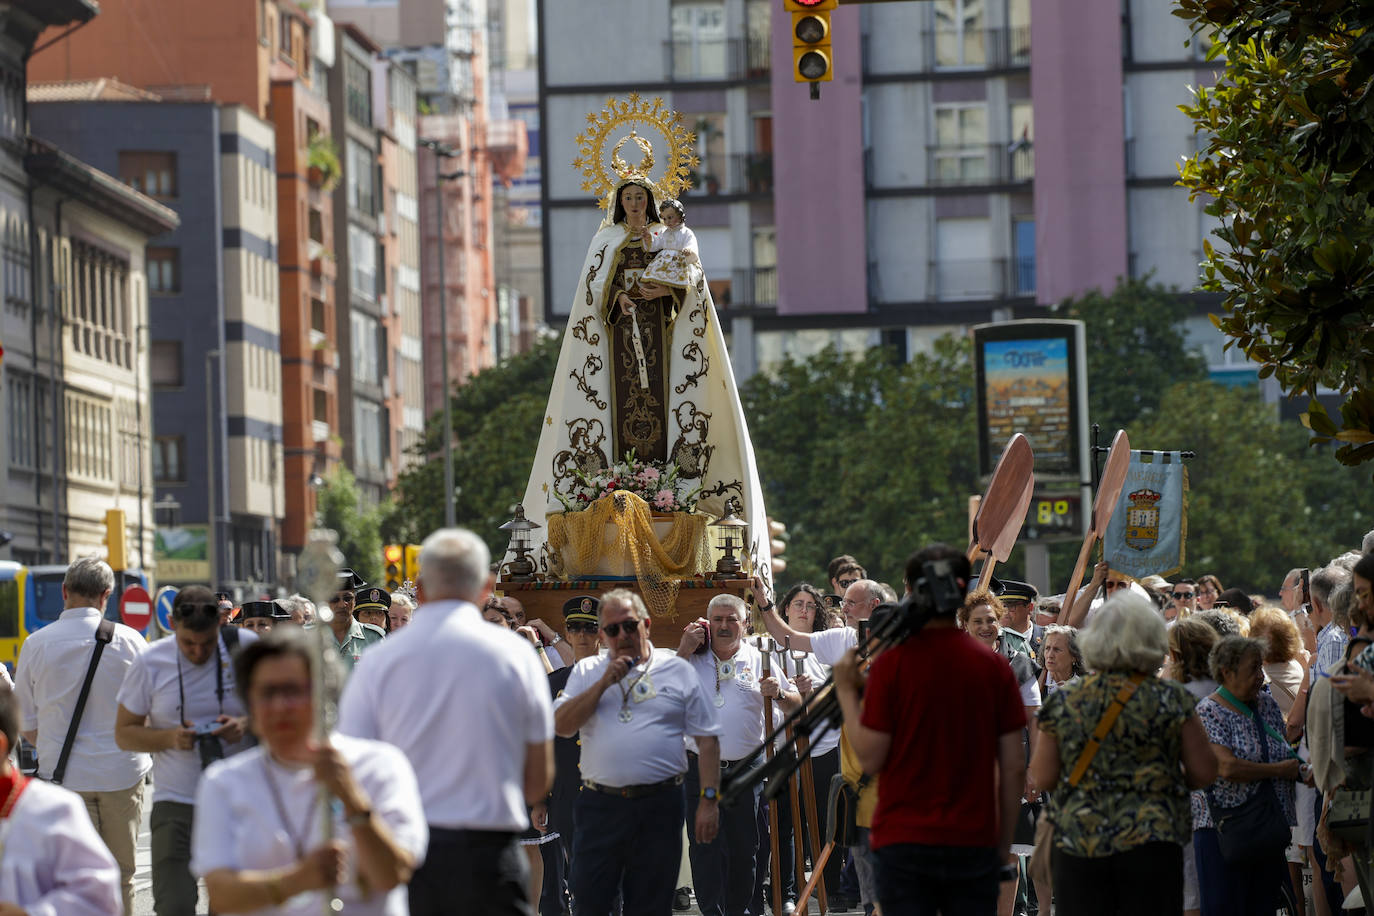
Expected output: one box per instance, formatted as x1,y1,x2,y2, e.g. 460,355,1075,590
191,628,427,915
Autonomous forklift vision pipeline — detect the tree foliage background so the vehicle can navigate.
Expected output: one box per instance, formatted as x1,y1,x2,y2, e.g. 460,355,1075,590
389,282,1369,595
317,465,384,585
1175,0,1374,470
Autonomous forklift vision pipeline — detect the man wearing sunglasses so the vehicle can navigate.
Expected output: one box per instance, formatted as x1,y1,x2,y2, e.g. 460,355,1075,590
555,588,722,916
327,568,385,671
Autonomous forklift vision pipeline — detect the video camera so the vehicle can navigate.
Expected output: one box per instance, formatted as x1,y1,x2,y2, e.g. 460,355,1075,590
859,558,966,647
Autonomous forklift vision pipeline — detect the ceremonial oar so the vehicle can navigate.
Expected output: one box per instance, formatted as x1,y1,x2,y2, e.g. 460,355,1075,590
759,640,784,916
775,640,808,910
784,639,828,915
967,433,1036,586
1062,429,1131,629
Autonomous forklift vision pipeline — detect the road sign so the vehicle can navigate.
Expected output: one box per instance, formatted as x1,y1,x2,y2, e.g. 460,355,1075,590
155,586,178,633
120,584,153,631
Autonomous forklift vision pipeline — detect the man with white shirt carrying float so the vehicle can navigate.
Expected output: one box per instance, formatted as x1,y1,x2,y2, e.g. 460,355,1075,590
677,594,799,916
555,588,723,916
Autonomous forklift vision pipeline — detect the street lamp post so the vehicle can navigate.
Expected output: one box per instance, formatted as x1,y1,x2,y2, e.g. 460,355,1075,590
420,138,466,529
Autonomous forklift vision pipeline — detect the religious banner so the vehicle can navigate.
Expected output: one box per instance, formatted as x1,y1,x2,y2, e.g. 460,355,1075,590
1102,450,1188,578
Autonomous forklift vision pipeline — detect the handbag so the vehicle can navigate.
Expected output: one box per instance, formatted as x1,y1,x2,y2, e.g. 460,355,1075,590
1026,673,1145,887
1206,687,1296,863
1327,786,1373,844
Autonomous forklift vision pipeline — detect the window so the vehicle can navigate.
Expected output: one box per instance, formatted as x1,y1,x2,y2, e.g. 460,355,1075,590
1014,219,1036,295
7,372,31,469
311,297,327,334
347,140,376,215
934,218,993,300
345,55,373,127
279,11,294,62
153,435,184,482
351,312,380,384
933,0,985,68
150,340,183,387
118,151,177,199
259,0,270,45
932,105,988,182
308,207,325,244
147,248,180,294
1010,102,1035,180
349,225,376,301
354,399,384,474
671,2,728,79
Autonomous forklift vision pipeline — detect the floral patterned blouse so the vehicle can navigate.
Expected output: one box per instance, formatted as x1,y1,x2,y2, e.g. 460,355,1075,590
1196,692,1297,829
1038,671,1196,857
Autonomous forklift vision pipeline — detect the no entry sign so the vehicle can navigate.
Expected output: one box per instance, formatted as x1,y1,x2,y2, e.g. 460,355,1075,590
120,584,152,631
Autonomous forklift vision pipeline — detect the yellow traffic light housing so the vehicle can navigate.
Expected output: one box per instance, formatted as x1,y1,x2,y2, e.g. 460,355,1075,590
383,544,404,591
104,508,128,570
786,0,835,83
404,544,421,587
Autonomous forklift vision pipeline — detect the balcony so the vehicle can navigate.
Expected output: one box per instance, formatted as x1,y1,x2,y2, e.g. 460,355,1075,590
311,419,330,443
725,267,777,307
922,26,1031,71
927,143,1034,186
726,152,773,195
930,258,1034,301
665,36,771,82
1125,135,1203,179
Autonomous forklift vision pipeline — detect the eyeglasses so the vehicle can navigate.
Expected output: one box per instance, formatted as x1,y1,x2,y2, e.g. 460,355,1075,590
251,683,312,706
837,578,858,590
601,619,641,638
566,621,598,634
1104,580,1125,589
1002,599,1029,608
330,593,354,604
788,601,821,612
1172,591,1195,600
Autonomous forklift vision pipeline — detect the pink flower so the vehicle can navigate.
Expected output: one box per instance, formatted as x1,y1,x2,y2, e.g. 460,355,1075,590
639,466,662,483
653,489,676,510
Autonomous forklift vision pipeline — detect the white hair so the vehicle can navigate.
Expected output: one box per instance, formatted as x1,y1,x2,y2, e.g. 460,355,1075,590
599,588,649,623
1362,529,1374,555
389,592,416,612
417,528,491,601
1078,591,1168,674
707,593,747,620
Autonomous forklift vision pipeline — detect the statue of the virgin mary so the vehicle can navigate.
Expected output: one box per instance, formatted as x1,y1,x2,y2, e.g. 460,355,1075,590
513,96,772,594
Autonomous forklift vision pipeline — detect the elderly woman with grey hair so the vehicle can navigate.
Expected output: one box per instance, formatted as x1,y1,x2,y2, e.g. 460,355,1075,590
1030,592,1217,916
1037,624,1083,696
1194,636,1302,916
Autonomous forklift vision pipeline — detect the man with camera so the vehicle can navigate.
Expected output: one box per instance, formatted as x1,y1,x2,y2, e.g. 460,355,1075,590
115,585,254,915
677,594,797,916
14,556,151,914
760,578,884,668
833,545,1027,916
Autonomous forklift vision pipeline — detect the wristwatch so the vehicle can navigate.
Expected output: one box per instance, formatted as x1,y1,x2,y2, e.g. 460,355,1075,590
700,787,719,801
549,634,564,646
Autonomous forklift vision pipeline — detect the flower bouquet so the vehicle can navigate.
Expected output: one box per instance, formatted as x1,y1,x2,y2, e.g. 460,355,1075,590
555,451,702,514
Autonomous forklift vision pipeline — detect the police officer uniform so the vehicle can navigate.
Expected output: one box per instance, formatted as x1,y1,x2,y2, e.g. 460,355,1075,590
332,570,384,670
998,580,1044,663
353,586,393,634
238,600,289,634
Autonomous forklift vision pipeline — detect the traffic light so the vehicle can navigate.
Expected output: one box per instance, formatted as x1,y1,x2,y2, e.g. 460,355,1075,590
786,0,835,83
404,544,421,586
768,518,787,577
104,508,128,571
384,544,403,591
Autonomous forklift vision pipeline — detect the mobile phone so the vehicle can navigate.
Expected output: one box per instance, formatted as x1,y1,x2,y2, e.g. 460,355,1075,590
194,721,221,737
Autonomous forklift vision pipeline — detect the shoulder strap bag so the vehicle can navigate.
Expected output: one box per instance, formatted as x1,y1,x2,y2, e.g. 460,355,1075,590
1027,673,1145,887
50,617,116,786
1206,688,1296,863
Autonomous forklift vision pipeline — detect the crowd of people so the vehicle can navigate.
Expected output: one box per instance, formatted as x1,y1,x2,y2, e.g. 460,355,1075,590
4,528,1374,916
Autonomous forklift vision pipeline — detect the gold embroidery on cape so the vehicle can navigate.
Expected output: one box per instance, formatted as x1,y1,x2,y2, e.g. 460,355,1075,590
584,246,607,307
552,418,609,494
572,314,601,346
675,341,707,395
571,354,607,410
670,402,713,479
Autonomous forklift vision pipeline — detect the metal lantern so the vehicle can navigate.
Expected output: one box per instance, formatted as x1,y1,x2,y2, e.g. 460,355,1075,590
499,504,542,581
709,498,748,577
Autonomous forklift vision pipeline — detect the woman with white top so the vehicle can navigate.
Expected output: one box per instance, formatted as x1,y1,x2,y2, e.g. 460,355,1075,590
191,627,427,915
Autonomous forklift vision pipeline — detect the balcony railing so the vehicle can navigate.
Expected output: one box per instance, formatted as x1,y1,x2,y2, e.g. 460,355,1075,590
665,36,771,82
930,258,1034,301
725,267,777,307
1125,136,1202,179
927,143,1034,186
918,26,1031,72
726,152,773,195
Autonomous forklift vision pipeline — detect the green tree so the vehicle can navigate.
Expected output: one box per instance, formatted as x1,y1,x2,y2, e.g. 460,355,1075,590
1127,381,1369,592
389,334,561,558
1049,277,1209,432
1174,0,1374,470
316,465,384,584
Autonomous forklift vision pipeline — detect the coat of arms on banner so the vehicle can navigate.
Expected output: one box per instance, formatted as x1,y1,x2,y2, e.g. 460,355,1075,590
1124,488,1162,551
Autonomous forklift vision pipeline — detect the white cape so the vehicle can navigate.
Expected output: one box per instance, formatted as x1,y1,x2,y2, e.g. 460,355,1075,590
513,222,772,587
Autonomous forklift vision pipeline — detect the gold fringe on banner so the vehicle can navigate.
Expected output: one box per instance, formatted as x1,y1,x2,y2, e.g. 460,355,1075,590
547,491,712,617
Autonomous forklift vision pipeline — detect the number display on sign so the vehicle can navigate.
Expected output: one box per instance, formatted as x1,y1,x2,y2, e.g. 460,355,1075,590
1024,495,1081,540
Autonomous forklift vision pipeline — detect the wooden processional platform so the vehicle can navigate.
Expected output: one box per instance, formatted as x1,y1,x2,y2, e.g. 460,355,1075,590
495,578,754,638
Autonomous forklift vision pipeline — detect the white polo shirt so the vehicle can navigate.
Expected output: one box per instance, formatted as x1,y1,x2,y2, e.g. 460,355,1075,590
684,641,790,761
770,648,841,757
0,778,121,916
337,599,554,832
191,734,428,916
15,607,152,791
810,626,858,667
115,629,255,804
557,646,720,787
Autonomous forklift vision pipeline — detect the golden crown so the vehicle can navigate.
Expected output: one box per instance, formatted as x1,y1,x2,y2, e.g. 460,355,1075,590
573,94,698,209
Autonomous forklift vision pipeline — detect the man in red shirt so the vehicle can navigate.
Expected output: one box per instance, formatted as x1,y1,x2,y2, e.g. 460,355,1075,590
835,544,1026,916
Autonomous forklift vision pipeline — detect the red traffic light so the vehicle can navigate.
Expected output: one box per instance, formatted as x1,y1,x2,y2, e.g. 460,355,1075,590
384,544,403,564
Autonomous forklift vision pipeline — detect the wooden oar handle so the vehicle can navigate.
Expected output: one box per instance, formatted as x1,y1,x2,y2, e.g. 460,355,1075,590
1061,535,1097,628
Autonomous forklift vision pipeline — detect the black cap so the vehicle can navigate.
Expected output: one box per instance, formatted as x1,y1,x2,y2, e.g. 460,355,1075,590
354,586,391,613
337,568,367,590
241,600,287,620
970,574,1006,596
999,580,1038,603
562,595,599,624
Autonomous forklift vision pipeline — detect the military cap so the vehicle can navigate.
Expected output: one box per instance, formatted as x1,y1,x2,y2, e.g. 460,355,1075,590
241,600,289,620
562,595,599,624
354,586,391,613
337,568,367,590
998,579,1038,604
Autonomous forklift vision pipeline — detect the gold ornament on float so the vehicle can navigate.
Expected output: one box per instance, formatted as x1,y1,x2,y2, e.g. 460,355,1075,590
573,93,699,208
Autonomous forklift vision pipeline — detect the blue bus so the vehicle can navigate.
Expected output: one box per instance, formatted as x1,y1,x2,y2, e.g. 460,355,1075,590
0,564,152,673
